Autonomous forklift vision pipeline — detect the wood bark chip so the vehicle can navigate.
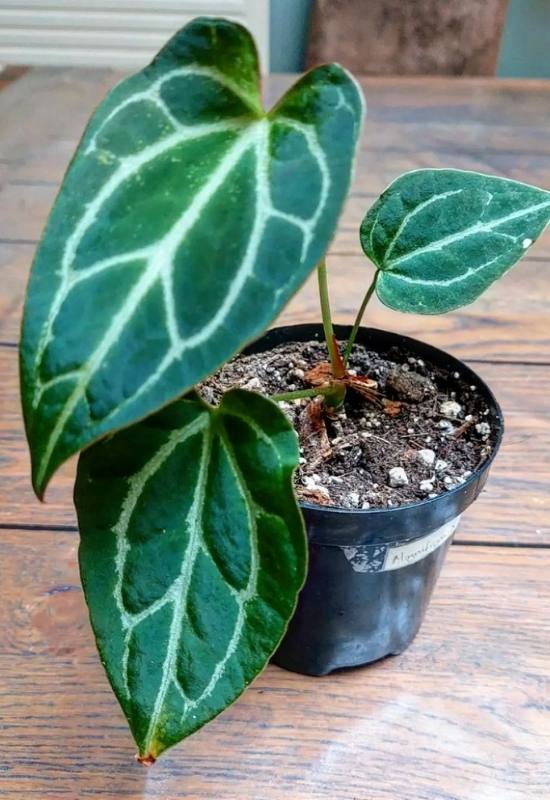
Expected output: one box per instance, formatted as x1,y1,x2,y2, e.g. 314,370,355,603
298,487,331,505
381,398,403,417
299,398,332,466
452,417,477,439
304,361,333,387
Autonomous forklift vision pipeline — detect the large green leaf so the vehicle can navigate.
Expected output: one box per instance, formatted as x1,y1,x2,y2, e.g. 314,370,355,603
360,169,550,313
21,17,364,497
75,389,306,761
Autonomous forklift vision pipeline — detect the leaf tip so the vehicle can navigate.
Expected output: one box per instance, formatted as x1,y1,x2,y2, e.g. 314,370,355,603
31,460,50,503
137,752,157,767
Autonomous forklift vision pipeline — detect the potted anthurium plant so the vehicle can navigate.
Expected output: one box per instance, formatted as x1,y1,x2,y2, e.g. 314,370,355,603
20,17,550,763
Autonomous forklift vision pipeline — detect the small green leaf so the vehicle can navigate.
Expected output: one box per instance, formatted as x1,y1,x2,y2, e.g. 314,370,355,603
360,169,550,314
75,390,307,761
21,16,364,496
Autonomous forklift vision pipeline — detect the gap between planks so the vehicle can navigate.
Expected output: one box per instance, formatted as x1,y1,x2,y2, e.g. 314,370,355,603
2,340,549,368
3,524,550,551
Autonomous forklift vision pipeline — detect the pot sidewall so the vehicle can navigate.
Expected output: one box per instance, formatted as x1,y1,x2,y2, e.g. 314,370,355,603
244,324,504,676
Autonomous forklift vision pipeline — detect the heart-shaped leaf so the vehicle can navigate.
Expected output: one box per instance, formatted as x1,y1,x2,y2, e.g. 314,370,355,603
75,389,306,761
360,169,550,313
21,16,364,497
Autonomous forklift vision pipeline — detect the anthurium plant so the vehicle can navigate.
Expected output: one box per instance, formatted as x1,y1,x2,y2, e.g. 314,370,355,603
20,18,550,762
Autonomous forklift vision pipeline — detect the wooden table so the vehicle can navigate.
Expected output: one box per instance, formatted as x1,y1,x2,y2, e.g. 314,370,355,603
0,70,549,799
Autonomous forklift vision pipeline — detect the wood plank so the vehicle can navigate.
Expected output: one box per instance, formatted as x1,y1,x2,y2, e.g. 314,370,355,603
3,72,548,162
284,255,550,363
2,241,549,362
4,130,549,187
3,125,549,190
1,72,549,185
3,161,549,245
2,346,548,544
0,71,548,314
0,67,118,166
268,75,550,129
0,536,548,799
0,241,33,342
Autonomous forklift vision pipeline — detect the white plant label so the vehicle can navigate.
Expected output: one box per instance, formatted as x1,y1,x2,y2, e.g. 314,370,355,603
342,516,460,574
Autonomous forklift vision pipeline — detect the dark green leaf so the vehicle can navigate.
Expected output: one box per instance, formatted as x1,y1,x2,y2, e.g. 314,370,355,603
75,390,306,761
21,16,364,496
360,169,550,313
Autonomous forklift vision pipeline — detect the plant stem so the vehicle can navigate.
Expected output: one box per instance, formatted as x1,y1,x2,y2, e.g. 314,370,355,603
271,386,337,403
343,270,379,364
317,257,344,378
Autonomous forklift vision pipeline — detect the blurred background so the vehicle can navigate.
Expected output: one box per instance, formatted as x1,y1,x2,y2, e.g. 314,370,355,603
0,0,548,79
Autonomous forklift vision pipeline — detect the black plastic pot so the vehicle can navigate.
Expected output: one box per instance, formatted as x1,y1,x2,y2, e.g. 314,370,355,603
244,324,504,677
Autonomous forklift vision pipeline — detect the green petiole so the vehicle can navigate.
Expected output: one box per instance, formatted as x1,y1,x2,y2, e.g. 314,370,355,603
343,270,379,364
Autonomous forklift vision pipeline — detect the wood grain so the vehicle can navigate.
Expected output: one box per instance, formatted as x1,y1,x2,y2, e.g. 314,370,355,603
0,535,548,800
2,346,548,544
0,242,32,342
307,0,508,76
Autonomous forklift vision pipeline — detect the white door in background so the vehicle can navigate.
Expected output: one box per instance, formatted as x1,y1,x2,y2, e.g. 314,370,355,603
0,0,269,71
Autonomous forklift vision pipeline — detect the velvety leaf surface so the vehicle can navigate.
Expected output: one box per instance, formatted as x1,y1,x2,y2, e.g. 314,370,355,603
360,169,550,313
75,390,306,761
20,16,364,496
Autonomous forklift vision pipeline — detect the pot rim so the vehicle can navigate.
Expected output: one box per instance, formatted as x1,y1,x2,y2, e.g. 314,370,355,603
246,323,504,519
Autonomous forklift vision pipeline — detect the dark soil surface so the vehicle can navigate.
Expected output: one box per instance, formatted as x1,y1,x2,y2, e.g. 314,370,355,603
200,340,497,509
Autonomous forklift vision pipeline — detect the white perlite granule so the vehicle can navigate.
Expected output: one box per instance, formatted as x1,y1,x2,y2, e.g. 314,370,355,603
440,400,462,418
417,448,436,467
388,467,409,487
